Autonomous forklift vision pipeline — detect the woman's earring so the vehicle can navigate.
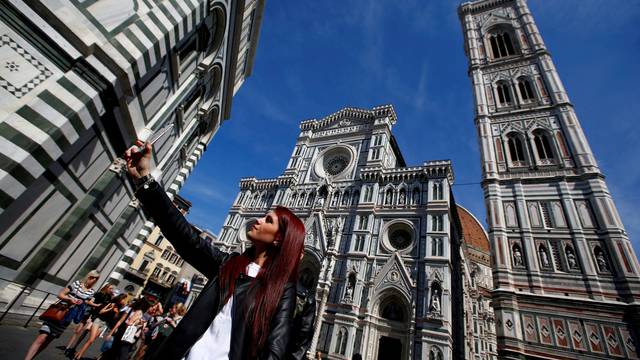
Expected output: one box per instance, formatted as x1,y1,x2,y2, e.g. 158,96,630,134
274,241,279,247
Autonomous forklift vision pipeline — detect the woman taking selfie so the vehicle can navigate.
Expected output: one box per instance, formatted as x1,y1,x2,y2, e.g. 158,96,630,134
124,141,305,360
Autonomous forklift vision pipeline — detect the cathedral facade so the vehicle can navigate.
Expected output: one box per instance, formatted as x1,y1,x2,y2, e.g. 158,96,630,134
219,105,495,360
459,0,640,358
0,0,263,318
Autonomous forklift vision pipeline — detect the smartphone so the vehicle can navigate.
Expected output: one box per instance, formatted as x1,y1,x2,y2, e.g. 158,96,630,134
136,123,174,152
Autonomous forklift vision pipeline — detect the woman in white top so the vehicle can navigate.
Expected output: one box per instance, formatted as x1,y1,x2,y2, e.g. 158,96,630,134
23,270,100,360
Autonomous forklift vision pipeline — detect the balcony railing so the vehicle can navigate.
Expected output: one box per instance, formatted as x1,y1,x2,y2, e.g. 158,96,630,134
148,275,175,288
126,267,150,280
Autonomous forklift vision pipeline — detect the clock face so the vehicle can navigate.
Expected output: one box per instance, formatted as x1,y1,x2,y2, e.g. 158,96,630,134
324,155,349,176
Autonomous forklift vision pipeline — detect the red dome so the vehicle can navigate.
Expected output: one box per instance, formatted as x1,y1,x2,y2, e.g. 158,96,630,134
457,205,489,253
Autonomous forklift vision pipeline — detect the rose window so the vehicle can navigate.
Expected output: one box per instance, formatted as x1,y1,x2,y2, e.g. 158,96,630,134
324,155,348,175
389,228,412,250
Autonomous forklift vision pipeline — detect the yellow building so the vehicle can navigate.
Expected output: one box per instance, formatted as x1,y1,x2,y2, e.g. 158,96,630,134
121,195,191,303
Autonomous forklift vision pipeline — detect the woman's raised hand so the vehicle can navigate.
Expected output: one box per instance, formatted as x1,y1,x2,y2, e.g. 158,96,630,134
124,140,152,180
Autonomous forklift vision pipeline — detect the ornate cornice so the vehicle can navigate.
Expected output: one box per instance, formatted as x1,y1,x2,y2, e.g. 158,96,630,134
299,104,397,131
459,0,515,16
359,160,454,183
239,177,279,191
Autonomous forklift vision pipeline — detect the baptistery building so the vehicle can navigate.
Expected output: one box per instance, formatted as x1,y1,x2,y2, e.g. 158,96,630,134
0,0,263,319
218,105,495,360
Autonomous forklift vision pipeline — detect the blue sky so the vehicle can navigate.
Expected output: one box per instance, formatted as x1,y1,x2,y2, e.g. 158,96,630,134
180,0,640,256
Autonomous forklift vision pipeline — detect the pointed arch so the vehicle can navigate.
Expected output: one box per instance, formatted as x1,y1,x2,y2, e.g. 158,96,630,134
517,76,536,102
331,190,340,207
398,188,407,205
432,181,443,200
342,189,350,206
384,187,394,206
375,287,411,326
299,249,322,290
496,80,513,105
351,190,360,206
429,346,444,360
334,326,348,355
380,294,407,322
412,187,421,205
506,132,526,165
486,24,518,59
297,192,306,207
243,191,252,206
532,129,555,162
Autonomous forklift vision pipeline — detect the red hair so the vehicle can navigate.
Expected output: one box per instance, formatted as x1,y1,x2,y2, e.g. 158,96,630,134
218,206,305,355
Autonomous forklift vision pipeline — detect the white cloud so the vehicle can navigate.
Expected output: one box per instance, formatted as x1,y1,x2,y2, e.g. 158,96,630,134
529,0,640,31
181,178,234,204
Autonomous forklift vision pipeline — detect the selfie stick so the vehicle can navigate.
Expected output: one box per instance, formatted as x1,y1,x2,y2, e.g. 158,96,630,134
136,123,174,152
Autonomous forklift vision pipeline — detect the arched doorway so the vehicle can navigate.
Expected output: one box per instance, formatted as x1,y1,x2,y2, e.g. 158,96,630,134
298,249,321,291
369,291,411,359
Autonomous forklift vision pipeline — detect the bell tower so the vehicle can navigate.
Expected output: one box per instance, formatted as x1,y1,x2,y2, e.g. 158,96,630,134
458,0,640,358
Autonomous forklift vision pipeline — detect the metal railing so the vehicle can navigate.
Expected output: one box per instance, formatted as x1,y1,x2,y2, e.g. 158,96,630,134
0,277,60,327
126,267,150,279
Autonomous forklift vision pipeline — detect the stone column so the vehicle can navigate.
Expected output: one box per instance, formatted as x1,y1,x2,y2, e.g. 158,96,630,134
309,255,336,356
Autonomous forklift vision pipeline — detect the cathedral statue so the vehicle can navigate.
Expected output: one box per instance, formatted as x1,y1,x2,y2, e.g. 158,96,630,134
513,246,523,267
385,190,392,205
343,267,357,302
566,248,578,269
595,249,608,271
317,190,327,207
333,217,344,240
430,288,441,315
398,191,406,205
539,247,550,267
344,284,353,300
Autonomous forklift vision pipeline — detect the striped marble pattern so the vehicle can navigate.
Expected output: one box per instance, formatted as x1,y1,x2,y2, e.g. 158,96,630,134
103,0,208,89
0,26,104,214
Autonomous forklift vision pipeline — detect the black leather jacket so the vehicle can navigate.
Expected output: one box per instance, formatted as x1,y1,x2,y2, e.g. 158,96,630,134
287,284,317,360
137,181,296,360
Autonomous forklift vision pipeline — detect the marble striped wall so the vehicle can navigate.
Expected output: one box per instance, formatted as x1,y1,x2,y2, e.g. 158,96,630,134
0,25,105,214
0,0,262,302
